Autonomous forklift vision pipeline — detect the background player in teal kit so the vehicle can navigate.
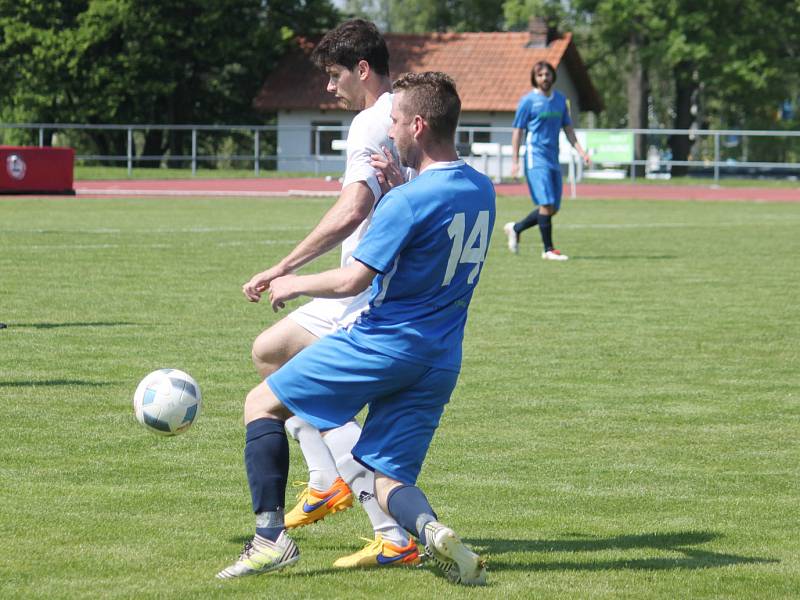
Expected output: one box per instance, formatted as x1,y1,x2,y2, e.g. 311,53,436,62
504,60,590,261
216,72,494,586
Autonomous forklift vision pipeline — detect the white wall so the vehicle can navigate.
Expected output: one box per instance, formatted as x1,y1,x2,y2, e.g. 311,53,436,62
275,70,586,176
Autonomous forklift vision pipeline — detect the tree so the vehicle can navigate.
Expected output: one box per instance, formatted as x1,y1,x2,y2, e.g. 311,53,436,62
343,0,505,32
0,0,339,162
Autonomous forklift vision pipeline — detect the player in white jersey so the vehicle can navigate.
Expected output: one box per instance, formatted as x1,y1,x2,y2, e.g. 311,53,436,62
239,19,416,569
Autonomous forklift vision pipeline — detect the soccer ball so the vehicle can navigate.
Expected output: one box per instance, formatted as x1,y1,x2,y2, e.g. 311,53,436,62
133,369,202,436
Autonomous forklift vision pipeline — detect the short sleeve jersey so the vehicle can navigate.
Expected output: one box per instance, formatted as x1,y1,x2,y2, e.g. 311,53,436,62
349,160,496,372
512,89,571,170
339,93,415,269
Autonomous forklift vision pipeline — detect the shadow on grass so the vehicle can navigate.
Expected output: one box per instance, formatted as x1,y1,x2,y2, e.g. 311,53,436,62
570,255,678,260
0,379,110,388
467,531,777,572
8,321,137,329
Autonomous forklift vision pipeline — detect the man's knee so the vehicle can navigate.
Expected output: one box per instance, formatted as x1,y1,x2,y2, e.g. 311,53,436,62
244,381,293,425
251,318,316,378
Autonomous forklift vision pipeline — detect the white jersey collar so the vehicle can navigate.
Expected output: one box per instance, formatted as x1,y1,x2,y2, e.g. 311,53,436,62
420,159,465,174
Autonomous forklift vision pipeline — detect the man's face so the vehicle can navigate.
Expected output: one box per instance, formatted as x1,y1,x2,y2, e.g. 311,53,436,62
389,91,419,170
325,64,366,111
534,66,554,92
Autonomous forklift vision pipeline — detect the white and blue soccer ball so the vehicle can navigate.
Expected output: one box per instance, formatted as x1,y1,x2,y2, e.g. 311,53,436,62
133,369,202,436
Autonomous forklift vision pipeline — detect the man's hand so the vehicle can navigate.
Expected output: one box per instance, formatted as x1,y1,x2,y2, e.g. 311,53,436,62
268,274,300,312
242,266,285,303
370,145,404,195
510,160,520,179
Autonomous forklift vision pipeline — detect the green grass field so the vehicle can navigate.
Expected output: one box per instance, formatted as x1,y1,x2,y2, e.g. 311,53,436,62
1,193,798,599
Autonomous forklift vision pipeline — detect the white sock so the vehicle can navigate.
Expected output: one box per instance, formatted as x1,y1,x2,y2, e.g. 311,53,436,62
323,422,409,547
285,416,338,491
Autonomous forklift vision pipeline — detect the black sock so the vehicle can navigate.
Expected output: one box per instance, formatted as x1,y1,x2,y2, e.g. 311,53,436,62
386,484,438,545
245,418,289,540
538,213,553,251
514,209,539,234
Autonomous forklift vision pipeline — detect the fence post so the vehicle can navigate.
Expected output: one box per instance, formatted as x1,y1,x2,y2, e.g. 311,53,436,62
127,128,133,177
191,129,197,176
39,127,44,147
713,133,720,184
254,130,260,176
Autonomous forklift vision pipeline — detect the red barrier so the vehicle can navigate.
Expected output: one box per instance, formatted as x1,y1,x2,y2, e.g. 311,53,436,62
0,146,75,194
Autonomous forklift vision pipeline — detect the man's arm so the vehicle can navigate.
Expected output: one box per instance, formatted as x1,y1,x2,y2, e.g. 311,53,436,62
268,261,377,312
510,128,524,178
242,181,375,302
563,125,592,166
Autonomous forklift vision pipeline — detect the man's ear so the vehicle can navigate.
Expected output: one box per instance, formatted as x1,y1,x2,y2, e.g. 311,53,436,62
412,115,426,139
357,59,370,81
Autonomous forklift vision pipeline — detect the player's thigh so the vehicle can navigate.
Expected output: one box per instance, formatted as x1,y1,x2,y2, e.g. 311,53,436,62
525,168,557,209
252,314,318,367
267,331,414,432
355,366,459,485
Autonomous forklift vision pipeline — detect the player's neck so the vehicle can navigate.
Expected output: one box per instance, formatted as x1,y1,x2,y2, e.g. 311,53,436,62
363,77,393,109
535,87,553,98
418,144,459,172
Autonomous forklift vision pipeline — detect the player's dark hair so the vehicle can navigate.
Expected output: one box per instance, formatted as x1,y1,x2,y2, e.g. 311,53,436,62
311,19,390,77
392,72,461,143
530,61,557,87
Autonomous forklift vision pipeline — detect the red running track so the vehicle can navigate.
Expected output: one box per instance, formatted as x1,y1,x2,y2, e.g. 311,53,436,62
66,178,799,202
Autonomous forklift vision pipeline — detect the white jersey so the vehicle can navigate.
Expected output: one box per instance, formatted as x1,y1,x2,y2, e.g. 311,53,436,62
289,91,415,338
339,92,411,269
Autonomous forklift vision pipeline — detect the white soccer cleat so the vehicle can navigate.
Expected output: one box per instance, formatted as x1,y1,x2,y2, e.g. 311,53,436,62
503,222,519,254
423,521,486,586
216,531,300,579
542,249,568,261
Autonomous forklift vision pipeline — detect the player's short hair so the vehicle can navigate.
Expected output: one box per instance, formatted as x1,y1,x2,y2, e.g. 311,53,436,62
530,61,557,87
311,19,390,77
392,72,461,143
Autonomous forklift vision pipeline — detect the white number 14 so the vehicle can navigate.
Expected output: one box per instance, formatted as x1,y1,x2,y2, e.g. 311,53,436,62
442,211,490,286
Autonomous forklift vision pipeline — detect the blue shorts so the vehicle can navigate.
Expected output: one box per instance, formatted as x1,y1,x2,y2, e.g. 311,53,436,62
525,167,562,210
267,329,459,484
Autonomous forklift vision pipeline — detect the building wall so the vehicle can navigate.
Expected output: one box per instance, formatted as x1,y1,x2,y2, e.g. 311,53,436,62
275,71,585,176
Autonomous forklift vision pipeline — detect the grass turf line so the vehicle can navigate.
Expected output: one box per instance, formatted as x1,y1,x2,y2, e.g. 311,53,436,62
0,194,798,599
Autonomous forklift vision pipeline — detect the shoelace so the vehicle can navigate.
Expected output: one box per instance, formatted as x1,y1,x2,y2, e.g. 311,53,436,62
356,536,382,552
290,480,309,501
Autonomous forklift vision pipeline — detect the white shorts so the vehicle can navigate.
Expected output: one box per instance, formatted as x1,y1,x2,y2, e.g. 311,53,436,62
287,289,370,339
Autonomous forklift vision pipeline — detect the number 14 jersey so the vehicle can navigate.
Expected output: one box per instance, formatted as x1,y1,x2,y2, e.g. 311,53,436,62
350,160,496,372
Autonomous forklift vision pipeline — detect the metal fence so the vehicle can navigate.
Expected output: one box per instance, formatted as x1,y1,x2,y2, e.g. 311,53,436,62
1,122,798,183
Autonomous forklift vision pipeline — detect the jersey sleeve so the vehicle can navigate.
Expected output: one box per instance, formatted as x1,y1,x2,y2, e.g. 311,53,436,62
352,190,415,274
562,96,573,127
512,95,531,129
341,114,383,202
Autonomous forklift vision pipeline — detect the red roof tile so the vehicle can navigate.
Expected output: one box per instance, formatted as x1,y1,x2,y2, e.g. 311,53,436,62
255,31,602,114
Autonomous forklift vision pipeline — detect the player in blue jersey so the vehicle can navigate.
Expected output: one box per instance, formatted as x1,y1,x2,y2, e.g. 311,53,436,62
241,19,415,568
217,72,493,586
504,60,590,261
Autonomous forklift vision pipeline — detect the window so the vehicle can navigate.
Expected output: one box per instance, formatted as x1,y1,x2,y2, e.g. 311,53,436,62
457,123,491,155
310,121,343,155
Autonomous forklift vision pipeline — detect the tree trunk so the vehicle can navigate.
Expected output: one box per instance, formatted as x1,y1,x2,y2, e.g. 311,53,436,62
627,32,648,177
141,129,165,168
670,61,696,177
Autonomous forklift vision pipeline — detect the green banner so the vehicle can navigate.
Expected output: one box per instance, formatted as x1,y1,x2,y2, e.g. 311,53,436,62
585,131,634,164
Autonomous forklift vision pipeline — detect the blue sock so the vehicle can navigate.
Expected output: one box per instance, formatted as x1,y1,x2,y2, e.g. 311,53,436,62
386,485,438,545
244,418,289,541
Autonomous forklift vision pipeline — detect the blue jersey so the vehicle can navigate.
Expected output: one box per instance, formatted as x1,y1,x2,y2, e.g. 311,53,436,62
350,160,496,372
512,89,571,170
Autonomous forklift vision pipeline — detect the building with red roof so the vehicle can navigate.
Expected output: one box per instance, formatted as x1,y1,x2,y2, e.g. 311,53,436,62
255,19,602,173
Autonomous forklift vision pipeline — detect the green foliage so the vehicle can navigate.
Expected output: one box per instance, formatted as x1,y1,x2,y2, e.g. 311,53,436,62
344,0,505,32
0,0,339,158
1,194,799,598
